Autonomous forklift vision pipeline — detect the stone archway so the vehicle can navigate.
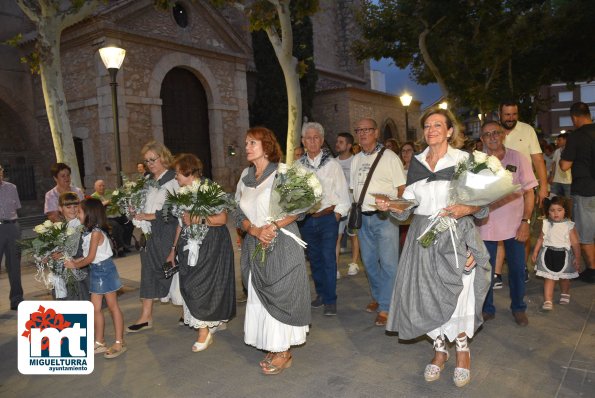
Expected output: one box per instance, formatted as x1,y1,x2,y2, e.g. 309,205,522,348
160,67,212,178
381,118,399,143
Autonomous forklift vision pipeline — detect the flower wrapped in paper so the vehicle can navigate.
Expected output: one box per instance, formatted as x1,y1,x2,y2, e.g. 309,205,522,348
418,151,520,251
20,220,86,298
253,162,322,263
165,179,235,266
109,175,158,238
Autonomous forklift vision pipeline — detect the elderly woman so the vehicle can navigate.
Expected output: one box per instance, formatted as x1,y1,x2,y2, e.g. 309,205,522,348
377,108,491,388
168,153,236,352
127,141,179,333
44,163,85,222
234,127,310,375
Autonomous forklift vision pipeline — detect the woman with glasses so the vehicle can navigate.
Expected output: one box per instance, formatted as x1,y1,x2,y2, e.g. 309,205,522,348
399,141,416,177
376,107,491,388
127,141,179,333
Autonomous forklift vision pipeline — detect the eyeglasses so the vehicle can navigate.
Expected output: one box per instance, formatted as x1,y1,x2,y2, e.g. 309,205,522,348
144,155,161,165
354,127,376,135
481,130,502,139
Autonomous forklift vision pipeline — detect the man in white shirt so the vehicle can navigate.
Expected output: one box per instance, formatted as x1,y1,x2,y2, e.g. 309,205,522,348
499,101,548,204
335,132,360,277
298,122,351,316
350,118,406,326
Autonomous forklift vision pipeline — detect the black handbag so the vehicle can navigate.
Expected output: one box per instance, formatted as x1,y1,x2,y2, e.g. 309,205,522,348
348,148,386,229
162,258,179,279
347,203,363,230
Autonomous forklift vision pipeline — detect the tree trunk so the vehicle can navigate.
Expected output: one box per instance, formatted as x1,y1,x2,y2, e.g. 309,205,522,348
418,17,449,99
38,33,82,188
266,0,302,163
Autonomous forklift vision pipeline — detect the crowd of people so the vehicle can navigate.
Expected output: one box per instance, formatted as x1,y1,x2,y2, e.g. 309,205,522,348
1,100,593,384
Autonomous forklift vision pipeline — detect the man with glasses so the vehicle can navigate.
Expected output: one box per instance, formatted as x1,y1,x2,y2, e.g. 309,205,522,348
476,121,536,326
0,165,24,310
350,118,406,326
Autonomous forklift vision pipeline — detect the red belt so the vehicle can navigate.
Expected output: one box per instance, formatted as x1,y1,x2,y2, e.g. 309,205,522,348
310,206,335,218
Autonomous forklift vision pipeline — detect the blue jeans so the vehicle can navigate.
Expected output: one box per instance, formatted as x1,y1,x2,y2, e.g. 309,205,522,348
483,239,527,314
358,212,399,312
550,182,571,197
299,213,339,304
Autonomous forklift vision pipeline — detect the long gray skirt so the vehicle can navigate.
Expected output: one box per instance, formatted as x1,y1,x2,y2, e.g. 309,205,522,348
387,214,491,340
177,225,236,322
240,222,311,327
139,212,177,299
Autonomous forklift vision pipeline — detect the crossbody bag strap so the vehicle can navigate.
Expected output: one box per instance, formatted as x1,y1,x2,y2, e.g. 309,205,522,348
357,147,386,205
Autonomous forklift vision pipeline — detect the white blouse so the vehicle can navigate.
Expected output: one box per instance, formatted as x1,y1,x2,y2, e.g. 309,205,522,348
143,171,179,214
235,168,275,227
402,146,469,216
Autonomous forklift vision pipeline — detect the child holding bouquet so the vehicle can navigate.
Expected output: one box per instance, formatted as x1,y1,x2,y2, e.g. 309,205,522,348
532,196,580,310
64,198,127,359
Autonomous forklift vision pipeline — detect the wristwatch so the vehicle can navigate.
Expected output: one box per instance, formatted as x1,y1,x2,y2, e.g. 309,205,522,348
521,218,530,224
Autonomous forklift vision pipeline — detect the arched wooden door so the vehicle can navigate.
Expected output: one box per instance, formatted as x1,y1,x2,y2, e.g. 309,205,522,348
160,67,212,178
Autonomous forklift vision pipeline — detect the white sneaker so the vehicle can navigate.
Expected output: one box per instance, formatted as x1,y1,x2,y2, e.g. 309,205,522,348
336,270,341,280
347,263,359,276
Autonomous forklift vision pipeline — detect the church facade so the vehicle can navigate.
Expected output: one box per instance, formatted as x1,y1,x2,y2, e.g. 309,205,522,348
0,0,418,215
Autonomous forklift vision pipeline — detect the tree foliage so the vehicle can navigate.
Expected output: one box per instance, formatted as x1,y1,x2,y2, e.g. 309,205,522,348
354,0,595,115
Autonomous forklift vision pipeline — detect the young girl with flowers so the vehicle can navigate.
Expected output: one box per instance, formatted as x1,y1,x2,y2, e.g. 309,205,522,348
64,198,127,359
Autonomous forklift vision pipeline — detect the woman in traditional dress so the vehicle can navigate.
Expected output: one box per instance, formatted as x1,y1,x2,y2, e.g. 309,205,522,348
377,108,491,387
127,141,179,332
167,153,236,352
234,127,310,375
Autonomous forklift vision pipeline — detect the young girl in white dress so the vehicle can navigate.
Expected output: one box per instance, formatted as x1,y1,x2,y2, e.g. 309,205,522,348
64,198,126,359
532,196,580,311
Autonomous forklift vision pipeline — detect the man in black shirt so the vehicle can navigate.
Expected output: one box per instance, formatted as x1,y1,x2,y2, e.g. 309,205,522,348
560,102,595,283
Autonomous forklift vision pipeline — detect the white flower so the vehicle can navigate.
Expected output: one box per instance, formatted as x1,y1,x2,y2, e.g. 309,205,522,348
66,227,75,236
278,163,288,174
112,189,119,196
179,186,189,195
53,222,63,230
486,155,502,172
295,166,307,177
308,175,322,197
43,220,53,228
34,224,47,234
473,151,487,163
124,181,135,189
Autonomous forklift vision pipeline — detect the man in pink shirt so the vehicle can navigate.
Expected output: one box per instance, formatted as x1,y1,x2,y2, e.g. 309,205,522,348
477,121,537,326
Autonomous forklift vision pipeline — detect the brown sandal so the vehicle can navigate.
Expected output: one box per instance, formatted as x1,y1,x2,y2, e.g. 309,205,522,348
259,352,274,368
104,340,127,359
262,352,292,375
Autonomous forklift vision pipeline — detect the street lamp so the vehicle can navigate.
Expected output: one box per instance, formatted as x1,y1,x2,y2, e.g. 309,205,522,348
439,101,448,110
99,46,126,186
400,92,413,139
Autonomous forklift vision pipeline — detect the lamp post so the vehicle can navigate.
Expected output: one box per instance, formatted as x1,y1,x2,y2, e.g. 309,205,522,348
99,46,126,186
439,101,448,110
400,92,412,139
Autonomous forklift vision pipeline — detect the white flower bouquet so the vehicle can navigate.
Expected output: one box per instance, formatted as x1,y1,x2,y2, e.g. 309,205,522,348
21,220,86,298
109,175,158,238
253,163,323,263
418,151,520,249
165,179,235,266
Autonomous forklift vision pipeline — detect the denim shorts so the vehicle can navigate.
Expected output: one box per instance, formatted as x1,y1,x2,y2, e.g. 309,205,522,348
572,195,595,244
89,258,122,294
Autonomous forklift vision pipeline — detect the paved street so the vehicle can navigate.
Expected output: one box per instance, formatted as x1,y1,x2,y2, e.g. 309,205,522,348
1,226,593,398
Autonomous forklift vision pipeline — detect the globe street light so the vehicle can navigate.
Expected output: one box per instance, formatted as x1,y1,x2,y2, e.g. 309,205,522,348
99,46,126,186
400,93,413,139
439,101,448,110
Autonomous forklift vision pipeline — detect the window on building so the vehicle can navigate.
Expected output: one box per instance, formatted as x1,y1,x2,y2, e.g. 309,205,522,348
581,85,595,103
559,116,572,127
558,91,573,102
172,3,189,28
